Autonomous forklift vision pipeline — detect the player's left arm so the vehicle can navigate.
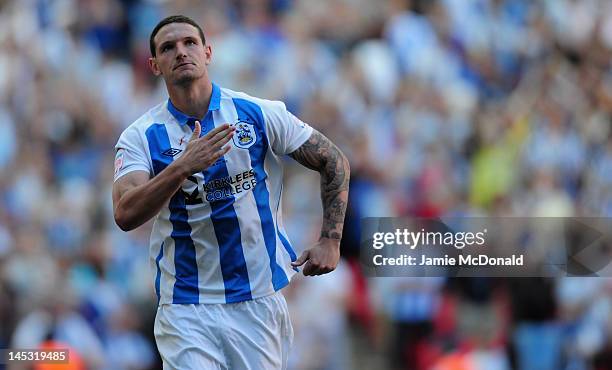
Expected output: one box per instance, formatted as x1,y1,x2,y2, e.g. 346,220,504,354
289,129,350,276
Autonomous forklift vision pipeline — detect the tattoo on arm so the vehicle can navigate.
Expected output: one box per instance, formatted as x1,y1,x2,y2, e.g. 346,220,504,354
289,130,350,240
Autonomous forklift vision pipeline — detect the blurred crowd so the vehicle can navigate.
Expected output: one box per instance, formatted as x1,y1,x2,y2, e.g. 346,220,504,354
0,0,611,369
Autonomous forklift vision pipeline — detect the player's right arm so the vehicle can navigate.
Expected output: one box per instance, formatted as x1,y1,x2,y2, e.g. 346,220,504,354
112,122,234,231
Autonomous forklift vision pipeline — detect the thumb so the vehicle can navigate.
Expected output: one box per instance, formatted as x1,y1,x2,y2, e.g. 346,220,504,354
291,250,310,267
191,121,201,140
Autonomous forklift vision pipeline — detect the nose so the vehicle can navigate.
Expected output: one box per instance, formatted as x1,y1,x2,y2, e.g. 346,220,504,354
175,43,188,60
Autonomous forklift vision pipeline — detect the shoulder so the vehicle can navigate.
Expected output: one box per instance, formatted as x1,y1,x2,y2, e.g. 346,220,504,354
220,87,287,116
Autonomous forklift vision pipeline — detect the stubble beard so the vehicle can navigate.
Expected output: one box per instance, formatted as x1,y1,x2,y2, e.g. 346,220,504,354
170,64,207,88
173,71,198,87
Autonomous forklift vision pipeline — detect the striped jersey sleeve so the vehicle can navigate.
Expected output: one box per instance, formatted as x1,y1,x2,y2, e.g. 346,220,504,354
114,124,152,182
259,100,313,155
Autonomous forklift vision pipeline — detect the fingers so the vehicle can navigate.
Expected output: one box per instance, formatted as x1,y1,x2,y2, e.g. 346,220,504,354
220,144,232,155
210,128,235,149
302,261,315,276
193,123,235,148
190,121,201,141
212,135,234,153
210,143,232,162
210,129,234,158
291,250,309,267
292,250,334,276
302,261,334,276
203,123,232,141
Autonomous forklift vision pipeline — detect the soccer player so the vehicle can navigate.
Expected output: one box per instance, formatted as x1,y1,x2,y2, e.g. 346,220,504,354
111,15,350,369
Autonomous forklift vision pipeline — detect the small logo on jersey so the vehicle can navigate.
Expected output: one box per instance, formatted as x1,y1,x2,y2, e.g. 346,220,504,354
162,148,182,157
179,136,186,145
232,120,256,149
114,149,124,176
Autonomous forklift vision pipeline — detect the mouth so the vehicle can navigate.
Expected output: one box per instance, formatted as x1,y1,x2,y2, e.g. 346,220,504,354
173,62,195,70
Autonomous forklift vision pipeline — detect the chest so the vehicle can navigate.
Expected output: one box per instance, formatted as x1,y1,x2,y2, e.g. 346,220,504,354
147,110,269,204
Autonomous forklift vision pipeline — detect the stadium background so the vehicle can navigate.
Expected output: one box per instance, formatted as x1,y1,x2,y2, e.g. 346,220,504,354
0,0,611,369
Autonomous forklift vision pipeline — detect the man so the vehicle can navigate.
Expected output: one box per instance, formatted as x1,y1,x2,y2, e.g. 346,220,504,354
112,15,350,370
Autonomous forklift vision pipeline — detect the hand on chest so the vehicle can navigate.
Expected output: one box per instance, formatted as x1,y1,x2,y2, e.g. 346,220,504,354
174,114,265,204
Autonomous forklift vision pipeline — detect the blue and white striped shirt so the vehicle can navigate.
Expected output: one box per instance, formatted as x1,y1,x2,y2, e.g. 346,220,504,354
114,83,313,304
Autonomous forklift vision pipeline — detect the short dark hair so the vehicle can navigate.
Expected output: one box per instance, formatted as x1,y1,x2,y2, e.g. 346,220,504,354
149,15,206,57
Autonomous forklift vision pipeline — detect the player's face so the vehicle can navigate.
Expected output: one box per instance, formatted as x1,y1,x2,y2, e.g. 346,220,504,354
149,23,211,86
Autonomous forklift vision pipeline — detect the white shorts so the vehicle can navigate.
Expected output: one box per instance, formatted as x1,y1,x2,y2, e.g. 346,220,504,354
154,291,293,370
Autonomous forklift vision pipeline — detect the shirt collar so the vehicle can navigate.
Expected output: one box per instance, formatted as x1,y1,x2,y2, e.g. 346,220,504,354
167,82,221,126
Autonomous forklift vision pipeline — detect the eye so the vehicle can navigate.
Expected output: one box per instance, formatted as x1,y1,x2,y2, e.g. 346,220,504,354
186,39,196,46
161,44,173,53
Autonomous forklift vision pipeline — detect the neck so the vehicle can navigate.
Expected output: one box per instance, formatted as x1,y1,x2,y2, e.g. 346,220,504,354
167,79,213,119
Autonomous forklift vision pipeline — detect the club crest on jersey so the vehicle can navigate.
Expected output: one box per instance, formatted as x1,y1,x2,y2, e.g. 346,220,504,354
114,149,124,176
232,120,256,149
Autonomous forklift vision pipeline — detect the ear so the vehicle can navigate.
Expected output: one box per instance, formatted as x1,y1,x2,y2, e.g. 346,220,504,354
204,44,212,66
148,57,161,76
